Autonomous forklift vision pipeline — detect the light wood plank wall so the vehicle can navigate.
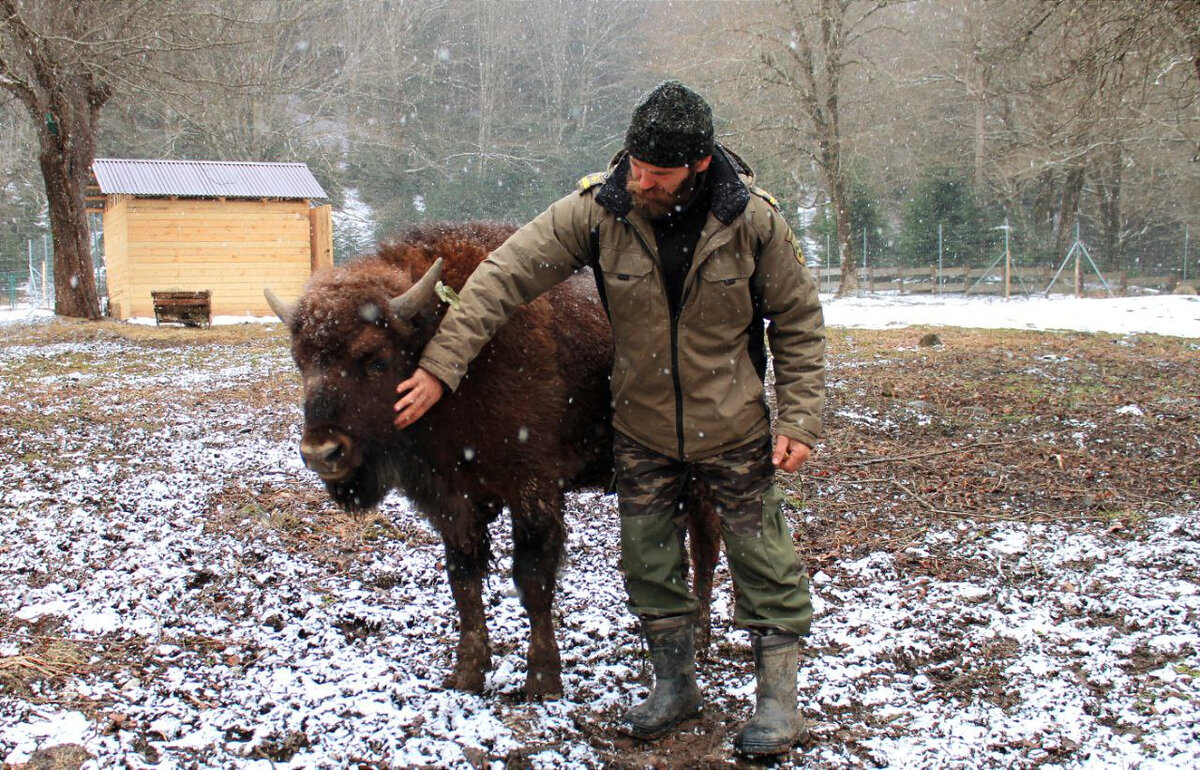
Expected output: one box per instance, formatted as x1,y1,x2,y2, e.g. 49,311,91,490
103,196,131,319
104,197,320,319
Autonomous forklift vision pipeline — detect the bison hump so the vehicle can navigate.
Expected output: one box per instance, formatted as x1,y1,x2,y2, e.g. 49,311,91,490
377,221,519,291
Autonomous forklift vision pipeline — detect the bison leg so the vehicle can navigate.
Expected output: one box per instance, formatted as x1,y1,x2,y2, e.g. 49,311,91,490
441,525,493,693
511,496,566,699
683,484,722,658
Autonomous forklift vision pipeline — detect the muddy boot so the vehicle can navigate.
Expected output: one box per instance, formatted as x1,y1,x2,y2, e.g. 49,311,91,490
734,632,807,756
621,615,703,739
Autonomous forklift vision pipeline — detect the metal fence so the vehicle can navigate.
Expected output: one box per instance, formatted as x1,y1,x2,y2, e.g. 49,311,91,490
803,218,1195,298
811,264,1179,297
0,236,54,311
0,227,1188,313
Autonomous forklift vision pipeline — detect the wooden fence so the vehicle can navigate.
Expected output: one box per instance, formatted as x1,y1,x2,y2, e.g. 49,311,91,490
811,265,1180,296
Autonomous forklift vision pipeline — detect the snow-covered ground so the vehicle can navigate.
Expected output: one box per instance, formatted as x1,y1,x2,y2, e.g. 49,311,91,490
0,294,1197,768
821,293,1200,338
6,292,1199,337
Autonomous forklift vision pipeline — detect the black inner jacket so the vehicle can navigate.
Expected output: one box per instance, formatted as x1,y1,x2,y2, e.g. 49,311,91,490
652,175,712,319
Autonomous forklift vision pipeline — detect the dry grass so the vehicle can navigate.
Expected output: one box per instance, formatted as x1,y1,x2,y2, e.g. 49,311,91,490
207,481,441,570
780,326,1198,573
0,641,88,690
0,316,285,349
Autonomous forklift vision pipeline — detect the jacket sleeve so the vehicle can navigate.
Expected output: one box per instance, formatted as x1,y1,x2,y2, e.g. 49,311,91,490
419,192,595,391
751,204,826,448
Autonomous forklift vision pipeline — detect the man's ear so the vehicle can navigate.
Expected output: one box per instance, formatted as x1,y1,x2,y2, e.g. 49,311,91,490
693,155,713,173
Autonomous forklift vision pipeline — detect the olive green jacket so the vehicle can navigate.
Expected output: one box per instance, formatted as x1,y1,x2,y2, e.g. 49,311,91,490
419,146,825,461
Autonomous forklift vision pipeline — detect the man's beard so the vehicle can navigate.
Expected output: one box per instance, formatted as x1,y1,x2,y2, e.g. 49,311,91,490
626,167,701,221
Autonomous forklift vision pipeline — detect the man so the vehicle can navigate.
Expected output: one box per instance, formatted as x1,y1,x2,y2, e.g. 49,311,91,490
394,80,825,756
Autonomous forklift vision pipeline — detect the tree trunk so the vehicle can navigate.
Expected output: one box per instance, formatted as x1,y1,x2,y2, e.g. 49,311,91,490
472,1,501,177
828,167,859,296
33,81,105,320
1053,162,1086,266
1029,169,1058,263
818,0,858,297
973,43,989,191
1095,144,1123,272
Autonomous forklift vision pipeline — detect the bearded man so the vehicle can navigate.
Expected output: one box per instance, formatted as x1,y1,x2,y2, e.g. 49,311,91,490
394,80,825,757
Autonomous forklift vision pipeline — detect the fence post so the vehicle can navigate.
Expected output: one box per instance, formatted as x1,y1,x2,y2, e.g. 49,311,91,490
937,222,944,293
1074,244,1083,297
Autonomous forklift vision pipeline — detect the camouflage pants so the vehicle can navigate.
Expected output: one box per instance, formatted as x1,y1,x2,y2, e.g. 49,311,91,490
613,431,812,636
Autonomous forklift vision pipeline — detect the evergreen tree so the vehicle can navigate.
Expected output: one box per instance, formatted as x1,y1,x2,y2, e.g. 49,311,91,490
901,168,987,268
807,180,888,270
849,180,888,268
805,203,837,272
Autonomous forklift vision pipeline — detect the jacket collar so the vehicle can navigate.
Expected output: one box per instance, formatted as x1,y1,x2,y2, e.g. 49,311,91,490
594,143,752,226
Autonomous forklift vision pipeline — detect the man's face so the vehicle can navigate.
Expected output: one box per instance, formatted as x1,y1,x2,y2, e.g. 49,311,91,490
626,155,711,220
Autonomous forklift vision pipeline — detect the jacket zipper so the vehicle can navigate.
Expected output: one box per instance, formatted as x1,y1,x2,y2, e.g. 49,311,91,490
669,312,685,460
625,217,688,460
669,224,731,460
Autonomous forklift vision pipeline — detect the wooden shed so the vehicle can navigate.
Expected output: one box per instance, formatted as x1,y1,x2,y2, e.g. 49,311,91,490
88,158,332,321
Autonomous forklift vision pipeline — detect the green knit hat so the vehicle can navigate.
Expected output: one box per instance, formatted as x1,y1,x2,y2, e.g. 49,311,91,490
624,80,714,168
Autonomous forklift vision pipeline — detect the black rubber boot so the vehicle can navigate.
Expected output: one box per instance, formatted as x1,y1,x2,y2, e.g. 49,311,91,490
621,615,703,739
733,633,807,756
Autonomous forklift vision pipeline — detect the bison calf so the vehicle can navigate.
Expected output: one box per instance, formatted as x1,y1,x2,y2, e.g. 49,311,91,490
268,222,717,699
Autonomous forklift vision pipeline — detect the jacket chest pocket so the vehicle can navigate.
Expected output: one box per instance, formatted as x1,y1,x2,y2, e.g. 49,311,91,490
598,249,658,317
695,251,756,327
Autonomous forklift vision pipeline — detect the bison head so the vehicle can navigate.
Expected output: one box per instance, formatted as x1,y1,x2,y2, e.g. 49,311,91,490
267,258,444,511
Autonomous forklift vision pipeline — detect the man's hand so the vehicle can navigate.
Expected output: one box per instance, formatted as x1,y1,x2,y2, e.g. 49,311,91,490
772,435,811,472
394,367,444,428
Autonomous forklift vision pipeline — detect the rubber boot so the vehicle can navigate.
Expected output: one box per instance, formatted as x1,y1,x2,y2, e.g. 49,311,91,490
734,633,807,756
621,615,703,738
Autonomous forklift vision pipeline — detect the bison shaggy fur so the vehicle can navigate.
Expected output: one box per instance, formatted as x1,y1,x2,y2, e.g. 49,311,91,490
271,221,717,699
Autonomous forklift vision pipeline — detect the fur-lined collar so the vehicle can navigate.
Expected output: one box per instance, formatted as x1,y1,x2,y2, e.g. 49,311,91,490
594,143,752,226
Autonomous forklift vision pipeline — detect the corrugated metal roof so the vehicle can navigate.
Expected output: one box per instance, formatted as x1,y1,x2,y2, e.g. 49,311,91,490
91,158,327,200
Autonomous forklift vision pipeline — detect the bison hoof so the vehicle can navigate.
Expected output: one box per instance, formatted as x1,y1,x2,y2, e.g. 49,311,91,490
523,669,563,701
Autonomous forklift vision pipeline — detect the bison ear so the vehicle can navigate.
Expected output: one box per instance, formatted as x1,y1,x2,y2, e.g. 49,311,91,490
389,257,444,320
264,288,298,325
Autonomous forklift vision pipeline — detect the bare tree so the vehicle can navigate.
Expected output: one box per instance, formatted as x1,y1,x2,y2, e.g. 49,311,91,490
528,0,642,155
719,0,906,296
978,0,1199,270
0,1,316,318
0,1,125,317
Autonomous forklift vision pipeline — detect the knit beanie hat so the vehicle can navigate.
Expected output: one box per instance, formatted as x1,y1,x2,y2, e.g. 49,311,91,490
624,80,714,168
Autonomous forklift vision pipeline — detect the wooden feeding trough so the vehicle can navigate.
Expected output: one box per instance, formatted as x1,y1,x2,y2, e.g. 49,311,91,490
152,290,213,327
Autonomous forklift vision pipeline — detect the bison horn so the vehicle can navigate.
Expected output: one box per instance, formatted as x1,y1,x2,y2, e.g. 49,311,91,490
264,288,298,325
389,257,444,320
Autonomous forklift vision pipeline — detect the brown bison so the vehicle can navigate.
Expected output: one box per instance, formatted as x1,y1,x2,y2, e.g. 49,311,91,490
267,221,717,699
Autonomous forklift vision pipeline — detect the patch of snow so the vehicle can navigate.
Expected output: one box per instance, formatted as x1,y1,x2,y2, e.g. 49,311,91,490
2,710,93,765
821,293,1200,338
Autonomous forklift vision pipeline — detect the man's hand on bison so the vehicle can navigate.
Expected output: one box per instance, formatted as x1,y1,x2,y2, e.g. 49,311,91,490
395,367,444,427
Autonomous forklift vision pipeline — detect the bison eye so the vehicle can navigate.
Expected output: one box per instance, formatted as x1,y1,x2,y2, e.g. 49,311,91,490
367,357,390,374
